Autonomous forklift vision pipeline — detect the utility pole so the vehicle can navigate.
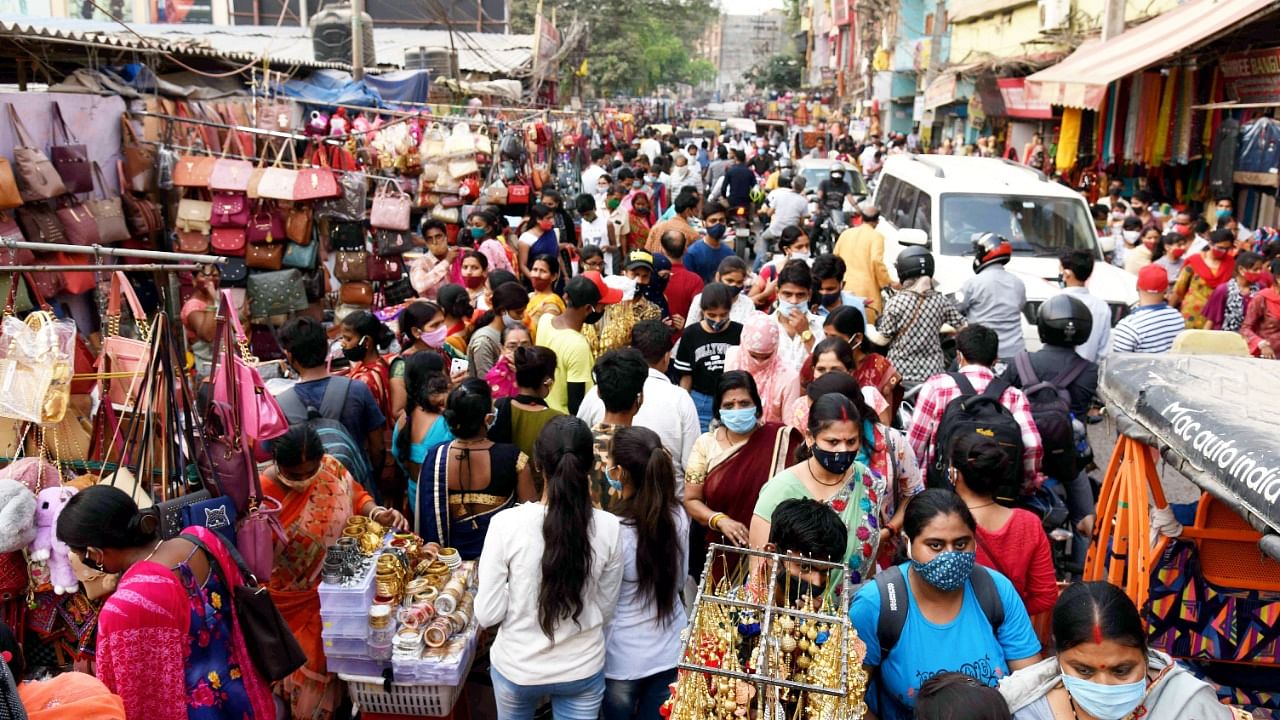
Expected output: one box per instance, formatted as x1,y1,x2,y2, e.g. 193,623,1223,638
920,0,946,141
351,0,365,81
1100,0,1124,42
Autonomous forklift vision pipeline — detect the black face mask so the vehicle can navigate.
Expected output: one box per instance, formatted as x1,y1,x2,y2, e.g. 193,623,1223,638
812,446,856,475
725,285,743,300
342,345,368,364
785,577,823,608
585,308,605,325
818,290,842,307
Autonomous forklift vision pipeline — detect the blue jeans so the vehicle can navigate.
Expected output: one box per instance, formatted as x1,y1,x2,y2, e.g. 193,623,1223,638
691,390,714,433
490,667,605,720
603,668,678,720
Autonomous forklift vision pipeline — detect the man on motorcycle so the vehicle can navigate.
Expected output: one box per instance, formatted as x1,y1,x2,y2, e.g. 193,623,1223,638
957,233,1027,361
761,172,809,261
816,161,852,214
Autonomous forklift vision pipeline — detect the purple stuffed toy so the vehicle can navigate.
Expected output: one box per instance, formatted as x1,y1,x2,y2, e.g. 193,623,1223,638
28,486,78,595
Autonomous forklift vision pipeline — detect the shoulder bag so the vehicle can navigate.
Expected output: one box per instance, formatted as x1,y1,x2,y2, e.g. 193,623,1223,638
176,230,211,254
211,227,247,257
120,114,156,193
334,249,369,282
246,240,285,271
87,162,130,244
367,255,403,282
98,271,151,409
55,196,101,246
49,102,92,194
182,532,306,683
221,258,248,286
176,192,213,234
369,180,411,231
209,131,254,193
8,104,66,201
247,269,308,320
258,143,299,201
293,142,340,201
382,277,415,305
286,204,313,245
16,204,66,244
281,239,318,270
116,162,163,241
328,219,367,251
173,147,215,189
373,228,411,256
0,157,21,211
339,281,373,306
210,289,289,444
211,190,250,228
246,202,285,244
315,168,366,221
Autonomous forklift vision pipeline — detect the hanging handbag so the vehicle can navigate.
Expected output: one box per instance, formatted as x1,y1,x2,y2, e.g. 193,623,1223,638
255,98,293,135
334,250,369,282
339,281,373,306
55,197,101,246
211,191,250,228
294,143,341,201
209,131,253,192
382,277,416,305
507,183,531,204
211,227,247,257
120,114,156,193
246,203,285,244
87,162,130,244
49,102,92,194
180,493,238,545
221,258,248,286
430,205,460,225
99,271,151,409
302,267,327,303
373,228,412,256
328,220,367,251
16,204,66,244
176,230,211,254
246,240,285,270
117,161,162,241
367,255,403,282
258,143,299,201
0,157,22,210
315,169,366,221
0,311,76,424
8,104,66,201
176,194,213,234
282,239,319,270
369,181,412,231
247,269,308,319
3,272,95,395
182,532,306,683
286,204,313,245
173,149,215,189
210,289,289,441
0,551,28,603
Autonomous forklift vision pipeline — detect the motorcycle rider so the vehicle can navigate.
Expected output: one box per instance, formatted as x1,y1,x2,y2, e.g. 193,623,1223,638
812,162,852,252
957,233,1027,362
876,246,967,388
760,170,809,263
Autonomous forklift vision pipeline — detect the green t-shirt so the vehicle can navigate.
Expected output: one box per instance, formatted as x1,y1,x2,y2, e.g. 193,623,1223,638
536,313,594,415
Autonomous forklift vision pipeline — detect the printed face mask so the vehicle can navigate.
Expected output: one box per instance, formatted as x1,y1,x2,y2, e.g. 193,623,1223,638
910,550,975,592
811,446,855,475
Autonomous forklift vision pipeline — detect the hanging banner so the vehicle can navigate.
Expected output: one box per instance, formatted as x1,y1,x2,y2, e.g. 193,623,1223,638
996,78,1054,120
1220,47,1280,105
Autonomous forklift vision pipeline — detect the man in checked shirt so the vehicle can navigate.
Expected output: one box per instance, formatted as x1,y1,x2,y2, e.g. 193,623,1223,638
906,324,1043,493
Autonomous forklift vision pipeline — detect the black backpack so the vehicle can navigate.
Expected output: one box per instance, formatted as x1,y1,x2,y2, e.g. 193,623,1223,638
1012,352,1089,485
927,373,1024,504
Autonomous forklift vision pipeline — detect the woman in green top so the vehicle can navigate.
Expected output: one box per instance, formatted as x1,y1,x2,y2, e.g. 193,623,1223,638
749,392,888,586
488,345,563,492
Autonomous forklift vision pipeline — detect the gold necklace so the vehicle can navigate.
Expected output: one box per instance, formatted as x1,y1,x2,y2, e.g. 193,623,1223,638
140,539,163,564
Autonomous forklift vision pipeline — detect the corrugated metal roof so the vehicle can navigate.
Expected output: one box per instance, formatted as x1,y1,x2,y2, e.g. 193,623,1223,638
0,16,534,75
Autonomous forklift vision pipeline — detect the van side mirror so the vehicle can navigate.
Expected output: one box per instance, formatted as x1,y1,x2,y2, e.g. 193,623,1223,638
897,228,929,247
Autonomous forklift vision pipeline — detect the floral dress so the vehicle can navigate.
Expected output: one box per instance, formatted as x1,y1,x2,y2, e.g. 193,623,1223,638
176,554,255,718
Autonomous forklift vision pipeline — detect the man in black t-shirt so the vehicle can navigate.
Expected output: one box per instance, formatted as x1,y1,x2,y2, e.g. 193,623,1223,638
674,282,744,432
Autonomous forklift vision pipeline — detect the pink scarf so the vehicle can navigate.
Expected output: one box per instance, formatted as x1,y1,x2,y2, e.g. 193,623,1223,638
725,312,797,423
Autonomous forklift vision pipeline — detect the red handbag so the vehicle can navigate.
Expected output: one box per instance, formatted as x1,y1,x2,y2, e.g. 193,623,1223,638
294,144,341,201
211,228,247,256
211,191,250,228
367,255,404,282
507,184,531,204
55,198,101,246
247,203,285,244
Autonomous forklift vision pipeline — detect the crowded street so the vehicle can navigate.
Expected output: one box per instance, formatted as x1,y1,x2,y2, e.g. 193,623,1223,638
0,0,1278,718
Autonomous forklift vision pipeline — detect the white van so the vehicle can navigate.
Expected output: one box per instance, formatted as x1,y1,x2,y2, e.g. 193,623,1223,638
872,154,1137,348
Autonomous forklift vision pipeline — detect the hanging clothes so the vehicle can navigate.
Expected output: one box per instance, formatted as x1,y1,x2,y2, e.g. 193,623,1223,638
1057,109,1082,173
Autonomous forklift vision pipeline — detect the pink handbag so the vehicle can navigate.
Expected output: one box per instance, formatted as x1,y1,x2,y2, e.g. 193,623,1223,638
294,146,340,201
246,202,285,243
211,191,250,228
209,132,253,192
211,227,247,256
212,290,289,441
369,181,411,231
257,144,299,201
98,272,150,409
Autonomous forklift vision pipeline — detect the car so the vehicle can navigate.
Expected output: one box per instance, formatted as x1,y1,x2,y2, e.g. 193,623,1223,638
872,154,1137,349
795,158,868,201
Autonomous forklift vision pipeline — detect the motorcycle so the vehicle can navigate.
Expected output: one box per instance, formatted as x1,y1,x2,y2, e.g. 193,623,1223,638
811,209,848,256
730,205,754,263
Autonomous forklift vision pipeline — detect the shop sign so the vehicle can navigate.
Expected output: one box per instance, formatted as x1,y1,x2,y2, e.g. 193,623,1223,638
996,78,1053,120
1220,47,1280,105
924,73,958,110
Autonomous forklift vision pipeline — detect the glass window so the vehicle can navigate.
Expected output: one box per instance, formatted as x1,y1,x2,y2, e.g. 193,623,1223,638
912,191,933,235
938,194,1098,257
893,185,919,229
876,176,901,223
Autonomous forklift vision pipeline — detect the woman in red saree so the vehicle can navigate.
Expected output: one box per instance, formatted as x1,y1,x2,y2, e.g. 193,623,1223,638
339,310,397,505
683,371,801,582
1172,229,1237,329
262,425,408,720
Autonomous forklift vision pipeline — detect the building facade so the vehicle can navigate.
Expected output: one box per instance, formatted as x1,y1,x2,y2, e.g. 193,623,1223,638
702,12,791,96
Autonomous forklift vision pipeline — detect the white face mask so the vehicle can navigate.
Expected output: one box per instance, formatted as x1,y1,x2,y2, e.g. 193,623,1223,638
1122,230,1140,244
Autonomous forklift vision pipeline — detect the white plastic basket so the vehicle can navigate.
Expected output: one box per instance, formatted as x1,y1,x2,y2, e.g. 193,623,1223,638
340,673,465,717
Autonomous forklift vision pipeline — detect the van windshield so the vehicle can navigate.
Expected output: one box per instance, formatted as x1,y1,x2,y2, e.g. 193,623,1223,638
938,194,1098,258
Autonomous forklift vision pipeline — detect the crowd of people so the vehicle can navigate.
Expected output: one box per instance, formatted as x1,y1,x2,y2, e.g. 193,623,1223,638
0,125,1256,720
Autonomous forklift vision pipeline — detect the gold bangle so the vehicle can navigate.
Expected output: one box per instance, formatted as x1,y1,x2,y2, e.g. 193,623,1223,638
709,512,725,532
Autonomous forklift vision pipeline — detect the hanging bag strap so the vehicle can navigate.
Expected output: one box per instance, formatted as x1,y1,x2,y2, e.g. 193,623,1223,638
7,105,35,148
51,102,78,144
91,161,109,201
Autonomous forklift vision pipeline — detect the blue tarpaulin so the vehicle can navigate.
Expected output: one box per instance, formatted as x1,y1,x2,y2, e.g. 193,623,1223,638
282,69,385,109
364,70,432,104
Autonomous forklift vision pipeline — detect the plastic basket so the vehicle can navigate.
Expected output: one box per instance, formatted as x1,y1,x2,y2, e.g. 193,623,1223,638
341,668,470,717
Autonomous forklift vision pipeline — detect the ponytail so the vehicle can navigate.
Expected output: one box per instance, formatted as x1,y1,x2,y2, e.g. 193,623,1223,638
534,416,596,638
611,426,680,624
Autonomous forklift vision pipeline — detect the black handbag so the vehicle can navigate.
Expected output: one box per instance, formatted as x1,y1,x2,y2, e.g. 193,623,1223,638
328,220,367,251
183,533,307,683
382,278,416,305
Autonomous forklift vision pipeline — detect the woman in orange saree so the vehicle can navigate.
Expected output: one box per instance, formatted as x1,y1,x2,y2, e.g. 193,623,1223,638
262,425,407,720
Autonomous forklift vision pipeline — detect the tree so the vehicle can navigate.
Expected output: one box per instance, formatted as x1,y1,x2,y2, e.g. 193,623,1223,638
745,54,802,91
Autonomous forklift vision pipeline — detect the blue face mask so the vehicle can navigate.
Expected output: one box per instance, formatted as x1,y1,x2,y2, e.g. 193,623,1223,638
470,226,486,239
1060,672,1147,720
1216,208,1231,220
910,550,976,592
707,317,730,333
707,223,727,241
720,407,758,435
605,465,624,493
777,299,808,317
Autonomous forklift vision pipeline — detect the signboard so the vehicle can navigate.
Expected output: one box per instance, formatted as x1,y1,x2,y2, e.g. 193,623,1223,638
924,73,958,110
996,77,1053,120
1220,47,1280,105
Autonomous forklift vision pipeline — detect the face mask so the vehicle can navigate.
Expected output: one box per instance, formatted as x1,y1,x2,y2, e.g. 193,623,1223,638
830,174,843,182
1122,230,1140,244
791,250,811,260
596,184,610,194
607,198,622,210
818,290,842,307
720,407,758,434
1060,673,1147,720
470,227,486,239
1174,224,1192,238
341,341,367,364
645,175,657,184
1217,208,1231,220
1211,247,1229,260
785,578,822,608
725,284,743,300
707,223,727,241
605,466,624,493
707,317,730,333
1244,270,1267,284
277,467,320,492
811,446,856,475
777,299,808,316
502,312,522,328
633,181,646,190
421,325,447,348
1170,247,1187,260
911,550,976,592
463,275,486,289
585,308,605,325
538,219,555,231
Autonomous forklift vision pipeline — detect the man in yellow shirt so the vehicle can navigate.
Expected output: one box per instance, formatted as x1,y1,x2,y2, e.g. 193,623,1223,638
536,272,623,415
832,202,895,322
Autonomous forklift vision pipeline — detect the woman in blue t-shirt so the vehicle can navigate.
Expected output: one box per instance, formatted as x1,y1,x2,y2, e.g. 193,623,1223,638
849,489,1042,720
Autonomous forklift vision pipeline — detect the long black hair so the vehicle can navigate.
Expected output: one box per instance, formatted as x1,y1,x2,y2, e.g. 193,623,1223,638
610,426,680,625
1053,581,1148,656
57,485,157,551
949,433,1013,499
443,378,492,439
534,416,596,638
398,301,443,349
475,281,530,331
398,352,450,462
341,309,395,356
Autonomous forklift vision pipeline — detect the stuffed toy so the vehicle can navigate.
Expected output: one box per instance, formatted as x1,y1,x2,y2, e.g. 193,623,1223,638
29,486,78,595
0,457,60,494
329,107,349,137
0,478,36,553
306,110,331,137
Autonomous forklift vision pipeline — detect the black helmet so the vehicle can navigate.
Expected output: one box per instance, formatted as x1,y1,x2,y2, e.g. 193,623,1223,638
1037,294,1093,347
895,246,935,282
777,156,794,170
971,232,1012,273
778,168,795,187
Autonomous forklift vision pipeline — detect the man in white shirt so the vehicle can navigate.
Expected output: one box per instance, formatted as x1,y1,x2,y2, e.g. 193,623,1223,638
577,319,699,500
639,130,662,164
763,175,810,240
770,258,824,372
1056,250,1112,363
581,148,609,195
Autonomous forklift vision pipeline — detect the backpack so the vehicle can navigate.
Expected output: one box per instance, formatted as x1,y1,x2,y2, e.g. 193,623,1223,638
927,373,1024,504
276,377,374,494
1012,352,1089,485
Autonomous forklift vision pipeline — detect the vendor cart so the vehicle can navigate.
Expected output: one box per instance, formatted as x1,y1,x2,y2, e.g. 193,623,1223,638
1092,352,1280,712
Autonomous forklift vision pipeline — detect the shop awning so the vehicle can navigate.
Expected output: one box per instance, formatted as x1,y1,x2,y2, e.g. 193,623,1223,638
1025,0,1280,109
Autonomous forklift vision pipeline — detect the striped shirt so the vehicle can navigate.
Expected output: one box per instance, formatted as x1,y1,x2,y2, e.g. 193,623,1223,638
1111,303,1185,354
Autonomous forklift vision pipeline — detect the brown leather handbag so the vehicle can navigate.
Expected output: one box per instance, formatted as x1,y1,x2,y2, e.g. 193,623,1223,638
173,150,215,189
334,250,369,282
56,197,101,246
286,204,312,245
121,115,156,193
50,102,92,194
246,239,285,270
117,161,162,240
7,104,66,201
367,255,403,282
0,158,22,210
16,204,66,244
88,162,130,244
175,230,210,254
339,281,373,306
